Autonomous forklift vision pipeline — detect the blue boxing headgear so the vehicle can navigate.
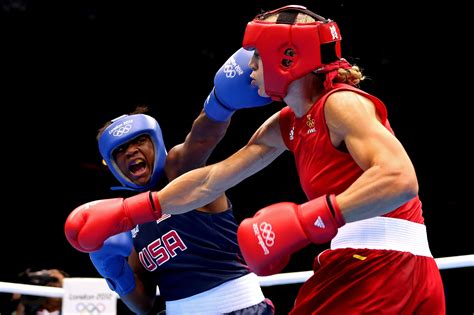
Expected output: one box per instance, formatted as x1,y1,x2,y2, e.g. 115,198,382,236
98,114,167,191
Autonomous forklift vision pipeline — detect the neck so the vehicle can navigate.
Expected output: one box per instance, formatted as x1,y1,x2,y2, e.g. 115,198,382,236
283,74,324,118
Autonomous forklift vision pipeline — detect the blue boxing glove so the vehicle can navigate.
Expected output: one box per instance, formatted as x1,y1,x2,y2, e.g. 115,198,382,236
89,231,135,296
204,48,272,122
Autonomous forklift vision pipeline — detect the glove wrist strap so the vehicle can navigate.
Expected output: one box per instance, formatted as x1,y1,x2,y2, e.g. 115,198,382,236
124,192,162,225
326,194,345,227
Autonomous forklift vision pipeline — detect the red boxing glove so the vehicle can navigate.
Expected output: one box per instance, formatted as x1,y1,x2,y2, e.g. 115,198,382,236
65,191,162,253
237,194,345,276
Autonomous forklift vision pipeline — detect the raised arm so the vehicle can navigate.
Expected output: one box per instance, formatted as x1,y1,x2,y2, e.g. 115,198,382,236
165,110,230,180
165,48,273,181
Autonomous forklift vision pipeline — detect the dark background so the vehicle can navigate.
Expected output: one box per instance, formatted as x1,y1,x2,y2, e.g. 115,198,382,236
1,0,472,314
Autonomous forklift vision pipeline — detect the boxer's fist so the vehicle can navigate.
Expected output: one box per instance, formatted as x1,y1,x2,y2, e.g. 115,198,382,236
65,191,161,253
90,232,135,296
238,195,345,276
204,48,272,121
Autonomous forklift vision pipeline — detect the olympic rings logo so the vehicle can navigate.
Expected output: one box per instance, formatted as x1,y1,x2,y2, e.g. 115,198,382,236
75,302,105,314
112,124,132,137
259,222,275,247
223,64,237,78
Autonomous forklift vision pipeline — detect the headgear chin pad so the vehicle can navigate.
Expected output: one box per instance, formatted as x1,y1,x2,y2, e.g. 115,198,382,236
98,114,167,191
242,5,342,101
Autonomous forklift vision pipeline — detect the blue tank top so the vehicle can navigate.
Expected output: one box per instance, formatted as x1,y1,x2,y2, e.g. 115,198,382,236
132,206,250,301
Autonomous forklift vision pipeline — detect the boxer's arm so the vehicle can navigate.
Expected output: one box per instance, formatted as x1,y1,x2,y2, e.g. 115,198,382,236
120,250,156,314
324,91,418,222
165,110,232,212
157,111,287,214
165,110,230,181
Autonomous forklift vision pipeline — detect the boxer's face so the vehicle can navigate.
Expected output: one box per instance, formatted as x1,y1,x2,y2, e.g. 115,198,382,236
249,50,268,97
114,135,155,186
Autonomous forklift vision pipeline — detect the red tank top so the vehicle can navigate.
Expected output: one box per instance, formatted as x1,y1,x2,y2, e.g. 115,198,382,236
279,83,423,223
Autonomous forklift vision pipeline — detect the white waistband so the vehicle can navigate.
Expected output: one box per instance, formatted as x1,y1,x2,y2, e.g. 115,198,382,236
165,273,265,315
331,216,432,257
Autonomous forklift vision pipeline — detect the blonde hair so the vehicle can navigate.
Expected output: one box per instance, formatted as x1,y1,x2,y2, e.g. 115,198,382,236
335,65,365,86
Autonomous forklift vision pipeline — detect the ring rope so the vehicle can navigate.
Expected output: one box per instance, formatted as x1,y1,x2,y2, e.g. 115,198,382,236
1,254,472,297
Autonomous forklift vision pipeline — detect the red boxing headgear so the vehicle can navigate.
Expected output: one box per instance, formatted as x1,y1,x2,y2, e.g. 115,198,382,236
243,5,342,101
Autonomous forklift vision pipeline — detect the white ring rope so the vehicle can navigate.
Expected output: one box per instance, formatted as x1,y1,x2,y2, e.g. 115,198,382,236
0,281,63,298
1,254,472,297
259,254,474,287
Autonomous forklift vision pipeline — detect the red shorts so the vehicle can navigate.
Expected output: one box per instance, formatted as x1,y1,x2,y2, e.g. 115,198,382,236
290,249,445,315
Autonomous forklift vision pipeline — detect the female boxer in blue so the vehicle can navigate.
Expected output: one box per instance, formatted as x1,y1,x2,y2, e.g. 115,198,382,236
81,48,275,314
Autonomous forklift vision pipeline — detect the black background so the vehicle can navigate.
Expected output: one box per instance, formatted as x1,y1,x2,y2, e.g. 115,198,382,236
1,1,472,314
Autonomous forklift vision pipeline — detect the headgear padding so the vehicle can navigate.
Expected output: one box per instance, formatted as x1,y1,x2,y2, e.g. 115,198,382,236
98,114,167,191
243,5,342,101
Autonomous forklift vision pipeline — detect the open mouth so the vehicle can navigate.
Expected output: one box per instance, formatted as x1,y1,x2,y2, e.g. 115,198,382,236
128,159,147,177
